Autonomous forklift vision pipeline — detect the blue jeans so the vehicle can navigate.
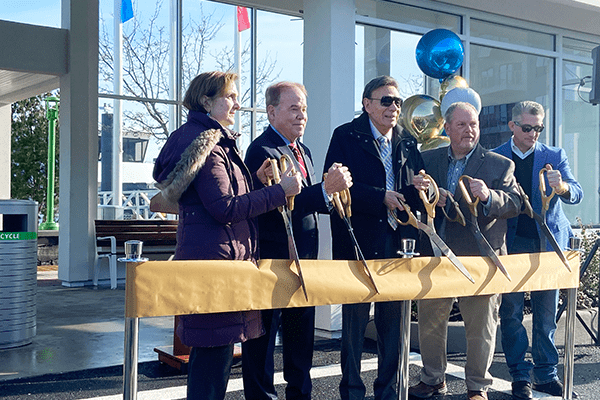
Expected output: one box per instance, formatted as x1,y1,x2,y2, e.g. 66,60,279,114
499,235,559,384
187,344,234,400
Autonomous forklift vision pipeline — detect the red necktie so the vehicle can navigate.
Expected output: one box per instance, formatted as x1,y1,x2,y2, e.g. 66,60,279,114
289,143,307,178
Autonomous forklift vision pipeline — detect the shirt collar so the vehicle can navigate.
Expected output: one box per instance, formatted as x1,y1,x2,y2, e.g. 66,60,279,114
510,137,536,159
369,119,393,142
448,144,477,163
270,124,293,146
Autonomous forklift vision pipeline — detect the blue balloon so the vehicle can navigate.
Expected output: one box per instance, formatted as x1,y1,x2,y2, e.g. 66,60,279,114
416,29,464,79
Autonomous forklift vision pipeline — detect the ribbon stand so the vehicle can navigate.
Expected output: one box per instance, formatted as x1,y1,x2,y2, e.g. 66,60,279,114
397,238,419,400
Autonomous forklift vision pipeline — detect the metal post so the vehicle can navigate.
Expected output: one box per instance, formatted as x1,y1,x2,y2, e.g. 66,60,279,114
397,239,418,400
563,237,581,400
123,316,139,400
39,96,59,230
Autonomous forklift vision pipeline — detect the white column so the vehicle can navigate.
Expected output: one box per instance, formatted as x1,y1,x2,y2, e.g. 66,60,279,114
58,0,99,285
0,105,10,199
303,0,356,336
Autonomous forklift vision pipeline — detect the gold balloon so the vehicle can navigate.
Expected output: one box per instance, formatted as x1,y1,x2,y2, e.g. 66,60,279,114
400,95,444,143
439,75,468,102
420,136,450,151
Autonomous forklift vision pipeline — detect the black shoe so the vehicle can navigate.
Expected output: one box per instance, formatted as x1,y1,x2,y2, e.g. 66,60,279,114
511,381,532,400
408,381,447,398
533,380,578,399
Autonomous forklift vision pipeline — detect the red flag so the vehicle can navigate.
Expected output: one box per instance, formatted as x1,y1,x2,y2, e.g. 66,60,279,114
237,7,250,32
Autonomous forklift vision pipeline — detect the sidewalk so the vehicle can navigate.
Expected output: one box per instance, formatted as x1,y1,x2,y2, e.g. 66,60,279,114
0,266,598,399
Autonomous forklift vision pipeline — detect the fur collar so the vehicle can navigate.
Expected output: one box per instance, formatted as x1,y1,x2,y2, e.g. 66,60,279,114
155,128,223,203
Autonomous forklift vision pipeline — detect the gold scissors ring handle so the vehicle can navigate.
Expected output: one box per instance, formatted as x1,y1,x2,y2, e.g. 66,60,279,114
418,171,439,219
458,175,479,217
392,199,419,230
441,191,466,226
539,166,556,212
279,154,297,211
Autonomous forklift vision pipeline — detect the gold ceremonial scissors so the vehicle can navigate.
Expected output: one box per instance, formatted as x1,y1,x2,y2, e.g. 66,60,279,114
331,187,380,294
539,166,556,220
441,190,466,226
458,175,511,281
267,154,308,301
392,193,475,283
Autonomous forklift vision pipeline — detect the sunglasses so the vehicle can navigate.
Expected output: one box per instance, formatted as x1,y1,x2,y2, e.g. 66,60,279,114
514,121,544,133
369,96,403,108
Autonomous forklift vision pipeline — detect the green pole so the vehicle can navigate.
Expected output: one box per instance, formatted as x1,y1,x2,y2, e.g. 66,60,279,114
39,96,59,231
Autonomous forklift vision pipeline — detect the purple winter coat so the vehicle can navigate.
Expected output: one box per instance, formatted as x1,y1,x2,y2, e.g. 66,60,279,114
153,110,286,347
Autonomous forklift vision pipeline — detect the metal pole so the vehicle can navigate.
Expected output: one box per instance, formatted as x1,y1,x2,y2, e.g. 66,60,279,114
563,237,581,400
397,239,418,400
563,288,576,400
39,96,59,230
123,316,139,400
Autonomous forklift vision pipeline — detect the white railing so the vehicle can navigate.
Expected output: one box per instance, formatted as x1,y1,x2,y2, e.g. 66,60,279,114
97,189,177,220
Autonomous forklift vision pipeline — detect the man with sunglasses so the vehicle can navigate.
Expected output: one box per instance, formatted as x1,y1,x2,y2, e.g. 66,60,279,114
493,100,583,400
324,75,427,400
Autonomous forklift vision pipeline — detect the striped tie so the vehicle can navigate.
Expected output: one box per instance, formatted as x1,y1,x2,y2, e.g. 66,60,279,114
377,135,398,230
289,143,307,178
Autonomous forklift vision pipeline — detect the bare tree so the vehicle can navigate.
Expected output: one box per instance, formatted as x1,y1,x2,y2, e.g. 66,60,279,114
99,0,280,143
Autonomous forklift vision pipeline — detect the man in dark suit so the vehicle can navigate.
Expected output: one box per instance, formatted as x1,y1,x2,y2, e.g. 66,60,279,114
243,81,352,400
494,101,583,400
323,75,427,400
409,102,522,400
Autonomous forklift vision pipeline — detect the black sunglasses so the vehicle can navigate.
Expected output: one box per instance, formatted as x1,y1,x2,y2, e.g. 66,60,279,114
514,121,544,133
369,96,403,108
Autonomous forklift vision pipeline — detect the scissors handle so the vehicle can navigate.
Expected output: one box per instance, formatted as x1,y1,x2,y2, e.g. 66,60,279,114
539,167,556,212
441,191,466,226
418,171,439,219
279,154,297,211
392,199,419,230
458,175,479,217
340,188,352,218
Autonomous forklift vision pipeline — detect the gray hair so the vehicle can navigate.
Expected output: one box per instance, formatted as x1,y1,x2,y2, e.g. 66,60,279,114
511,101,545,122
444,102,478,124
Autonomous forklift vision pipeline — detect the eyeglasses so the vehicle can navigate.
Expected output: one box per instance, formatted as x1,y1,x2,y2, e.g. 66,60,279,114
514,121,544,133
369,96,403,108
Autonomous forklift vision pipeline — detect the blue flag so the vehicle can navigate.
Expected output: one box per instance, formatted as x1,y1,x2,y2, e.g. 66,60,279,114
121,0,133,23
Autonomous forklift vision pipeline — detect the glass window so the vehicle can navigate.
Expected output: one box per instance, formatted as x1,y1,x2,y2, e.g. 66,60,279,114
256,10,303,111
99,0,172,99
562,60,598,225
356,0,460,33
470,45,554,149
563,37,598,58
471,19,554,51
356,24,425,113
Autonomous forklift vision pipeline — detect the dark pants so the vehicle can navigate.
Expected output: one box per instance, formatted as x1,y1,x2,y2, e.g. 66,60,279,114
339,301,402,400
242,307,316,400
187,344,234,400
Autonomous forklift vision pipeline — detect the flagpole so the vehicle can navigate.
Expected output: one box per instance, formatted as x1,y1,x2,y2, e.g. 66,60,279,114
112,0,124,218
234,8,241,133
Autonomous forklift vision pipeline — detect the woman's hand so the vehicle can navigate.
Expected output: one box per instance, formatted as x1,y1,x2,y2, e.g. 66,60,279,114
279,163,302,196
256,159,273,186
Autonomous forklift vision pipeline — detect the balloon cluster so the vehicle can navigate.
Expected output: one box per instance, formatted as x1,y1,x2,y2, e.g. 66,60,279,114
400,29,481,151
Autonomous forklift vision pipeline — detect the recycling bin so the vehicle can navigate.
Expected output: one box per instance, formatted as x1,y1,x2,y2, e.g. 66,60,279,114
0,199,38,348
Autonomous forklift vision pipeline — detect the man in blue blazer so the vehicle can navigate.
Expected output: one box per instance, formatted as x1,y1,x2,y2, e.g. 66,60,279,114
493,100,583,400
243,81,352,400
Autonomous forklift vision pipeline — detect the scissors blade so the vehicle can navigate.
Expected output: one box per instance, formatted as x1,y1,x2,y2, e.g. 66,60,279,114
340,215,380,293
417,220,475,283
530,212,572,272
426,219,443,257
281,211,309,301
466,217,512,281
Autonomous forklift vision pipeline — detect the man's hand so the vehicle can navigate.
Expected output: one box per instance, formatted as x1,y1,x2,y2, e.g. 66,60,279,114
437,187,448,208
384,191,406,211
545,164,569,195
412,170,431,191
256,159,274,186
469,178,490,203
323,163,353,195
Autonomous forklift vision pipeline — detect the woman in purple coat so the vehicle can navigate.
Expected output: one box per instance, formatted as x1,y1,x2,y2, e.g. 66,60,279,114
153,71,301,400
